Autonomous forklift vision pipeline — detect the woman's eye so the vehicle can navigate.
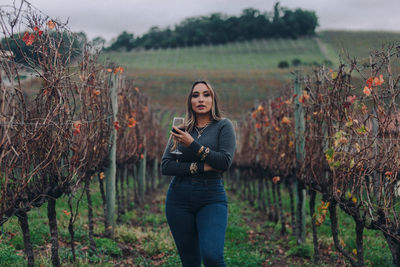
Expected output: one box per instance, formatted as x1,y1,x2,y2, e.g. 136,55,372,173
192,94,199,98
204,93,210,97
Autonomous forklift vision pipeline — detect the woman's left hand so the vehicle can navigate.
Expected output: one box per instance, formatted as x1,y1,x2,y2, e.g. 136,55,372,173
171,126,194,147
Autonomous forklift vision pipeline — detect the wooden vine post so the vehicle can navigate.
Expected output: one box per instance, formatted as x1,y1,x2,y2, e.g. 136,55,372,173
138,149,146,204
294,71,306,244
105,72,118,237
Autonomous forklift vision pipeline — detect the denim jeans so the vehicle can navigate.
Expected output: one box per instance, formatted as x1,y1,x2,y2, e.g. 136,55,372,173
165,177,228,267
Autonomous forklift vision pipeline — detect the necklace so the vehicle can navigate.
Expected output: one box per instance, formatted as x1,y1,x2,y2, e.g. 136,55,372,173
195,122,211,138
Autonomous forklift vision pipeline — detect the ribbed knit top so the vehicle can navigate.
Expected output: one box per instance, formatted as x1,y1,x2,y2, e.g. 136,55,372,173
161,118,236,179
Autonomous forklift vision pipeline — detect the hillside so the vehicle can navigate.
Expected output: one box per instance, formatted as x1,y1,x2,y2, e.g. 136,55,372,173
100,30,400,117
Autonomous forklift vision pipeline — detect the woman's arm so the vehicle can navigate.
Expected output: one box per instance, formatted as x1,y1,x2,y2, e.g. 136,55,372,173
187,119,236,171
160,137,205,176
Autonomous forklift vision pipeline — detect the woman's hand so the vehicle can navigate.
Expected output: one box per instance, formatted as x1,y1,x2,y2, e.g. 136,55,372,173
171,126,194,147
204,163,218,172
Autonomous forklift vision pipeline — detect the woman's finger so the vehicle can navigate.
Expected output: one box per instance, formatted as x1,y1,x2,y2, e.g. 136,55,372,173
173,126,185,134
170,131,180,137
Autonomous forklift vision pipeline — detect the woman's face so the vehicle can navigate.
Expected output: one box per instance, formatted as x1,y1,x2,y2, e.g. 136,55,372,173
191,83,213,116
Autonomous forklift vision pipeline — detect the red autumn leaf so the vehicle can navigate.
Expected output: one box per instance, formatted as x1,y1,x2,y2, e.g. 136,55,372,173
33,26,39,32
366,77,374,88
73,121,81,136
47,20,56,29
92,89,100,96
22,31,29,42
38,30,43,36
127,117,136,128
255,123,261,129
373,74,384,86
113,66,124,74
62,210,71,216
24,33,35,46
363,86,371,96
73,128,80,135
281,116,291,125
347,95,357,104
140,154,144,159
113,121,121,131
272,176,280,184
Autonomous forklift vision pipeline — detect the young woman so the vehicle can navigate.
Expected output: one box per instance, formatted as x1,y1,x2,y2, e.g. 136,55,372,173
161,80,236,267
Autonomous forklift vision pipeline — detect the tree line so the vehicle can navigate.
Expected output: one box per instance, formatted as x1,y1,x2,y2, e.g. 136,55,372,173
106,2,318,51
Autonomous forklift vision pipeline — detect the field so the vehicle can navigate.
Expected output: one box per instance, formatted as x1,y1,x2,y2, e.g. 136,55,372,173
101,30,400,117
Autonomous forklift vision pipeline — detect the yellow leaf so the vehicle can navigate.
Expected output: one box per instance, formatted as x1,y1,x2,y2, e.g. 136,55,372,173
331,72,338,79
355,143,361,153
281,116,291,125
349,159,355,169
352,249,357,255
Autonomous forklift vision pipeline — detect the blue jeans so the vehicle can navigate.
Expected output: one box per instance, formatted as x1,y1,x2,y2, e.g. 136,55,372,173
165,177,228,267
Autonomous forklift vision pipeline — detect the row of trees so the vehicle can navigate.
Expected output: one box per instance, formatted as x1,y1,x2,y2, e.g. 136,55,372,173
229,46,400,266
107,2,318,51
0,3,166,266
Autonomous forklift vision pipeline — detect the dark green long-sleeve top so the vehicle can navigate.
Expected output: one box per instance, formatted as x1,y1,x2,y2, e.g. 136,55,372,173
161,118,236,179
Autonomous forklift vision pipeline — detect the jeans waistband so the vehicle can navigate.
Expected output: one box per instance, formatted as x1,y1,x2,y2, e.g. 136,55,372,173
173,176,223,185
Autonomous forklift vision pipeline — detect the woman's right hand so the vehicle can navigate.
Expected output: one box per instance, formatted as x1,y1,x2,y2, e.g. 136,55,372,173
204,163,217,172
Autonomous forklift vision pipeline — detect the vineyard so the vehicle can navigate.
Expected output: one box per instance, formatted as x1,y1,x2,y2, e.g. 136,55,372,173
1,1,400,267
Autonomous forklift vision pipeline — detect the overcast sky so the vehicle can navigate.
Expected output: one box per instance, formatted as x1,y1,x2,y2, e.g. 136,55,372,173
18,0,400,42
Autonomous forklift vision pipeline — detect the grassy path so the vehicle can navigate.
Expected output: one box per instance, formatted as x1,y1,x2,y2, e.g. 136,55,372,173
1,178,391,266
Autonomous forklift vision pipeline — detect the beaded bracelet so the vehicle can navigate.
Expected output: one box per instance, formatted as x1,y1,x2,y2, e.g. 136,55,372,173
197,146,205,156
200,147,210,161
189,162,198,174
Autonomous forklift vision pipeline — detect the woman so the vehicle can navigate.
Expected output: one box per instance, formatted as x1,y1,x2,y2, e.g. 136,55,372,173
161,80,236,267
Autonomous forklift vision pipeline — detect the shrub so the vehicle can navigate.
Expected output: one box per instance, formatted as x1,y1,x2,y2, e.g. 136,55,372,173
0,243,25,265
323,59,333,66
292,58,302,66
287,243,312,258
95,237,122,256
278,61,289,68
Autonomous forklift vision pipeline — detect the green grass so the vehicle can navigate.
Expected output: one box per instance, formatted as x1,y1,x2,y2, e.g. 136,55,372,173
319,30,400,61
0,177,267,266
0,174,395,266
229,179,395,266
102,38,326,71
